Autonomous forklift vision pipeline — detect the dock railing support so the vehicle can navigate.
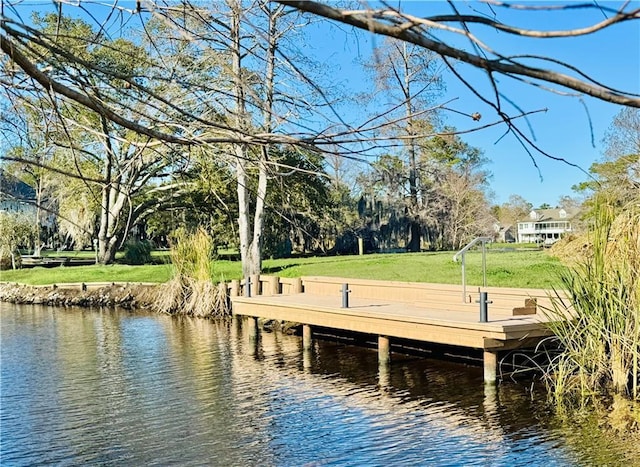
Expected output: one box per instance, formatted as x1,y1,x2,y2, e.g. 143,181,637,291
244,276,252,297
453,236,492,303
341,283,351,308
477,291,492,323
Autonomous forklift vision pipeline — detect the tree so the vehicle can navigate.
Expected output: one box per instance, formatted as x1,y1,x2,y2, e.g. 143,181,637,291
1,90,59,255
419,133,491,250
0,211,36,269
262,148,333,257
2,14,193,263
434,159,492,251
575,108,640,208
496,195,533,226
365,38,443,251
357,130,490,250
3,1,638,272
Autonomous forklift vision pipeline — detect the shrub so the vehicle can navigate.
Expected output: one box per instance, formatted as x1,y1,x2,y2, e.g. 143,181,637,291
544,196,640,406
154,227,229,318
0,211,35,270
123,239,153,265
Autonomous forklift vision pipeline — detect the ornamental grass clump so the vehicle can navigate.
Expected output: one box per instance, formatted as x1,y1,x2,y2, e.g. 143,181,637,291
154,227,229,318
544,196,639,408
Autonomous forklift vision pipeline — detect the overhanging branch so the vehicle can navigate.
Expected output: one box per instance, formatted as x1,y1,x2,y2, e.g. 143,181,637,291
276,1,640,108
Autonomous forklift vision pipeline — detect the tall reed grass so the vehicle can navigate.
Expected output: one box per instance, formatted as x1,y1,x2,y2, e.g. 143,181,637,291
154,227,229,318
544,196,639,407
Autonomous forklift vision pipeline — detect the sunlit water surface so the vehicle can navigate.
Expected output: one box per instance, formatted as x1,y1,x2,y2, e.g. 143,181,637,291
0,304,634,466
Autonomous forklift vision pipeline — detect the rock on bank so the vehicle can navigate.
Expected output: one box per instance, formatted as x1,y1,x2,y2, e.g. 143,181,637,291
0,282,157,309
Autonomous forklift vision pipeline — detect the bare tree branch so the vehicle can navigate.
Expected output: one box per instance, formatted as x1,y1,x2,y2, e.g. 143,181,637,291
276,1,640,108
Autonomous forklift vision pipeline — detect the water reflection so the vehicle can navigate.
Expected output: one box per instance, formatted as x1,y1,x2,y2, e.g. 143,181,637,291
0,304,635,466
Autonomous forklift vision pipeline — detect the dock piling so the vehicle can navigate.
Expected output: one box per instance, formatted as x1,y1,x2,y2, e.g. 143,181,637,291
483,350,498,384
302,324,312,351
378,335,391,365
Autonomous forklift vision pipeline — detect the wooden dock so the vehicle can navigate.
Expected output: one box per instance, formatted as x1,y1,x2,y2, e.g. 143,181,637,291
231,276,562,383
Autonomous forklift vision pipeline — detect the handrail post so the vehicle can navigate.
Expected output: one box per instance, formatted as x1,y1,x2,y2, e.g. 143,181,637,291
461,253,466,302
453,236,492,303
482,240,487,287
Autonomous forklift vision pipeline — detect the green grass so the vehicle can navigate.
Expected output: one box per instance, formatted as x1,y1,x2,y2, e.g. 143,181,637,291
22,249,172,262
0,263,174,285
265,250,564,288
1,250,567,289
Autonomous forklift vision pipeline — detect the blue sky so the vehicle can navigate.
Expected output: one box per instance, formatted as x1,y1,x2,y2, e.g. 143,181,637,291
302,1,640,207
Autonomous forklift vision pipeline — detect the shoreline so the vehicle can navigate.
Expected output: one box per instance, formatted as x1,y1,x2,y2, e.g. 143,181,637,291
0,282,158,309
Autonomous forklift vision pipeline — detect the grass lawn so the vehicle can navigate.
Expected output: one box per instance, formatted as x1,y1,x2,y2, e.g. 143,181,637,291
1,249,566,289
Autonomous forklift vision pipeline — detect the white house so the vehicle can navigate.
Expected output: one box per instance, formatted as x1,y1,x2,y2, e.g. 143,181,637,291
516,208,576,245
0,169,37,217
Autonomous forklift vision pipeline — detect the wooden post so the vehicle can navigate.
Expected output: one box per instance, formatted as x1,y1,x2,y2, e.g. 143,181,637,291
302,324,312,351
483,350,498,384
292,277,303,294
378,335,390,365
266,276,280,296
251,274,261,296
358,237,364,255
229,280,240,297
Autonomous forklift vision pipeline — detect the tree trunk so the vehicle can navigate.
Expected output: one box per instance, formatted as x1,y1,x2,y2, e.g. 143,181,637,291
230,0,260,278
407,220,421,252
231,1,281,278
403,43,421,252
34,174,43,256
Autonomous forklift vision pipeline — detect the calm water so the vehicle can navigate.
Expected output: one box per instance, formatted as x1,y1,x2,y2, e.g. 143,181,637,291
0,304,634,466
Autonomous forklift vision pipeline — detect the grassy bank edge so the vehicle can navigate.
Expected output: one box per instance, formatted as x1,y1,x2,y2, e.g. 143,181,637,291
0,250,566,290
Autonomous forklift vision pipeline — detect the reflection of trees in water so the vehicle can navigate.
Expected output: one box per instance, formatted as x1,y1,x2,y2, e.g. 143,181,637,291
248,322,638,463
6,304,635,465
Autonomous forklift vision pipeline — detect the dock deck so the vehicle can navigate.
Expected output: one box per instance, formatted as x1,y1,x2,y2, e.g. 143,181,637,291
231,276,561,383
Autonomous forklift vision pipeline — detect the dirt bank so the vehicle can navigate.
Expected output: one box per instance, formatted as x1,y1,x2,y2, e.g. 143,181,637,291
0,282,158,309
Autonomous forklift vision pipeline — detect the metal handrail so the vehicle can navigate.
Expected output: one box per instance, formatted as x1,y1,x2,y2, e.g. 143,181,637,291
453,237,492,303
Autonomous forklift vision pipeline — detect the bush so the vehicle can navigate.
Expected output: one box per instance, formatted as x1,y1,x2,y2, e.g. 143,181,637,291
544,196,640,405
0,245,22,270
123,239,153,265
153,227,229,318
0,211,35,270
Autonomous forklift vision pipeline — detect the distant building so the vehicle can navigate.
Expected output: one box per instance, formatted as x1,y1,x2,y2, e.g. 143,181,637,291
493,223,516,243
516,208,576,244
0,169,36,217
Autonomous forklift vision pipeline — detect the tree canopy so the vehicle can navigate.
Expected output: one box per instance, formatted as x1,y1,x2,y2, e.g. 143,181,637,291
1,1,638,270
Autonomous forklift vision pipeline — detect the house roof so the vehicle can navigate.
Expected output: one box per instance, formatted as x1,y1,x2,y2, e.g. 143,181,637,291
0,169,36,201
518,208,578,223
